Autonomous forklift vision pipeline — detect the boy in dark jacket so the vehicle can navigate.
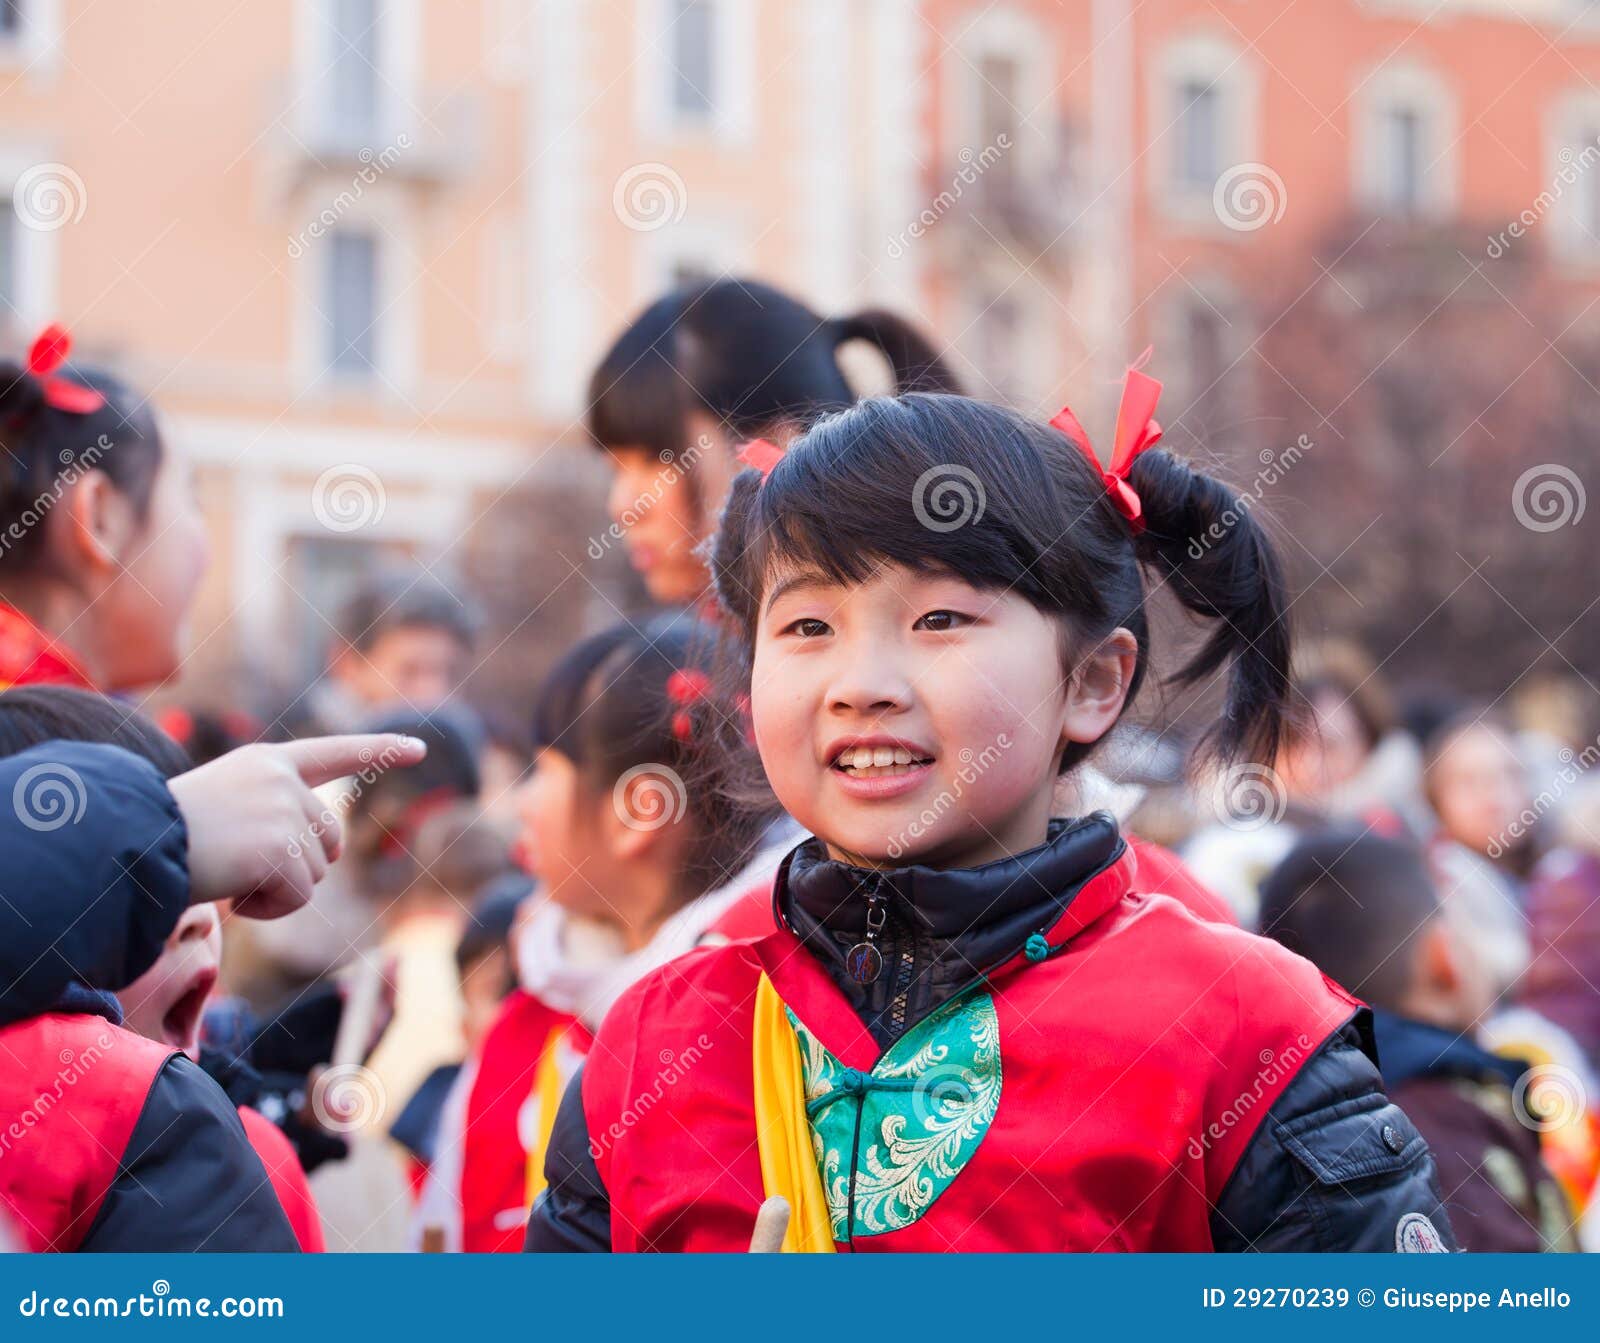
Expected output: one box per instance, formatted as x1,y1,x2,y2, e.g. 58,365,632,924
1260,827,1576,1252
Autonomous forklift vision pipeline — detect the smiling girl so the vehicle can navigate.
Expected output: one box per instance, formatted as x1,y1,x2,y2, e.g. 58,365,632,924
526,375,1456,1253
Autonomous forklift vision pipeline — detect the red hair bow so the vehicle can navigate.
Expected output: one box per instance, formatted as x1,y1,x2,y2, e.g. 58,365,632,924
1049,350,1163,532
666,667,713,743
26,323,104,415
736,437,786,483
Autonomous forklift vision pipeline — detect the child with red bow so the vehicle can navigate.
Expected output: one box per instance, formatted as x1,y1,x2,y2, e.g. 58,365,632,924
0,324,207,693
527,366,1457,1253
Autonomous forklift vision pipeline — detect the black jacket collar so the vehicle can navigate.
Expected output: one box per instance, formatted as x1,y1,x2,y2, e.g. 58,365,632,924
776,813,1124,1047
1371,1008,1526,1089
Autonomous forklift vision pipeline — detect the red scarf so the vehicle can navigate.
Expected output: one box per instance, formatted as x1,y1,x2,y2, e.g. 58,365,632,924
0,603,94,690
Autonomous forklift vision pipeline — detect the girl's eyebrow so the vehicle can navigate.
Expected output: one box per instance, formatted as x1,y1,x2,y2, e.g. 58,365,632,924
763,572,835,613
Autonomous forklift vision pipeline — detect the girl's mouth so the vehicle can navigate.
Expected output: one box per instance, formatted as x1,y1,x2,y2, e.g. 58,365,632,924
160,966,218,1054
831,745,934,779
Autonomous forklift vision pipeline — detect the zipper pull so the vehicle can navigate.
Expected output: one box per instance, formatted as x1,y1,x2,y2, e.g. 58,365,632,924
845,884,887,984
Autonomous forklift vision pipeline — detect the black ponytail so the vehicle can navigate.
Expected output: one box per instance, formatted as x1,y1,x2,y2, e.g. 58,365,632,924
1128,450,1295,767
830,309,962,396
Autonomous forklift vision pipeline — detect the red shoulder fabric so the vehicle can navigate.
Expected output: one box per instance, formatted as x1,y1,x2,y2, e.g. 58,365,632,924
0,604,93,690
238,1106,325,1252
706,877,778,941
1127,834,1236,926
460,990,592,1253
0,1014,174,1251
583,853,1357,1251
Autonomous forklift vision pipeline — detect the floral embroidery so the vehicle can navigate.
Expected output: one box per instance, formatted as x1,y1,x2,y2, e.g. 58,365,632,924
787,992,1002,1238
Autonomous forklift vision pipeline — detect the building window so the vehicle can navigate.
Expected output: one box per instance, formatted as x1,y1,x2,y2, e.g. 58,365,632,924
1176,79,1222,191
1354,64,1455,218
669,0,716,125
326,0,380,144
326,231,379,377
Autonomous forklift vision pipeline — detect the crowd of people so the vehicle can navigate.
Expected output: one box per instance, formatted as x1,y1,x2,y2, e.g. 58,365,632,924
0,278,1595,1255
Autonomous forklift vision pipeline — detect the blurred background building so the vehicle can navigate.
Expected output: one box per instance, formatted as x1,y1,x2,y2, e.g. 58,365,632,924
0,0,1596,709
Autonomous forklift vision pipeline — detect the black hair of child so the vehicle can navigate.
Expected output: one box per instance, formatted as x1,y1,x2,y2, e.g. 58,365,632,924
586,276,963,466
0,352,162,573
530,611,773,905
711,391,1295,772
0,685,191,777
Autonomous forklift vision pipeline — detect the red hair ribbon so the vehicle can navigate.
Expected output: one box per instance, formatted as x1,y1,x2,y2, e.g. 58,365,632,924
1049,349,1163,532
666,667,712,743
736,437,786,483
25,323,104,415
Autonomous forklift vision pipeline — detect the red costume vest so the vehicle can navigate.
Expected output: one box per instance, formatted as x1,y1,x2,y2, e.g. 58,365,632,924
0,1013,174,1251
0,604,93,690
460,990,591,1253
581,848,1357,1251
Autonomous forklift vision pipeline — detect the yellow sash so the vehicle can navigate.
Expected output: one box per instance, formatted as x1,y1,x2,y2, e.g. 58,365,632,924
752,972,836,1252
524,1025,569,1209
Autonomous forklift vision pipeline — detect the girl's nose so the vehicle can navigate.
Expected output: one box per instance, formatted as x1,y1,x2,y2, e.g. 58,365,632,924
173,905,218,943
826,655,914,717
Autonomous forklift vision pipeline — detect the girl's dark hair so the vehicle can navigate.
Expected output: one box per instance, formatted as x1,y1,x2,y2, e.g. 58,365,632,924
0,686,191,777
531,612,772,903
0,353,164,572
587,278,961,466
711,393,1295,770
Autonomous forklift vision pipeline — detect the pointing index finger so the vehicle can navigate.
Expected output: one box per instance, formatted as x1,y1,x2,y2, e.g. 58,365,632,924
279,734,427,789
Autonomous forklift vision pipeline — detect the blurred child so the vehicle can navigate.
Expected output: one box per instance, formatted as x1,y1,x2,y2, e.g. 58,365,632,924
437,616,772,1252
1260,827,1577,1252
529,369,1453,1252
1423,708,1540,888
0,687,300,1251
0,324,207,692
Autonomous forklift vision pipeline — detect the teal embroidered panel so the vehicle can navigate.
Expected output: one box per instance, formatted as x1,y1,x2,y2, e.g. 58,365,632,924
787,992,1003,1239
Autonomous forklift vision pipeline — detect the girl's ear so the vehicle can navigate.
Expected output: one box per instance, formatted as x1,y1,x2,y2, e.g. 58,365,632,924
56,469,137,576
601,770,684,863
1060,627,1139,749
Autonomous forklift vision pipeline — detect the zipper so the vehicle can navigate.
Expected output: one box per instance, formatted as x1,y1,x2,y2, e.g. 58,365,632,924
886,906,916,1039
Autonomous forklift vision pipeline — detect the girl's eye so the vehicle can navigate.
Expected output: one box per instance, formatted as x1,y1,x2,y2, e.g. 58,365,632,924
914,610,970,632
782,617,832,638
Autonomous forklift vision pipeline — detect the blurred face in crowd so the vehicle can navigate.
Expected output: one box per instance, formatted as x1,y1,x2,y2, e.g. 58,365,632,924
1277,690,1371,802
459,946,510,1054
58,452,209,691
750,561,1135,869
333,623,469,710
119,903,223,1060
603,412,743,607
1428,722,1530,858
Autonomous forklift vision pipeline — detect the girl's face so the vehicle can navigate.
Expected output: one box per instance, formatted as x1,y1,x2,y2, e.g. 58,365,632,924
119,903,222,1060
752,562,1129,868
96,454,209,690
515,748,610,920
604,414,738,607
1430,724,1529,857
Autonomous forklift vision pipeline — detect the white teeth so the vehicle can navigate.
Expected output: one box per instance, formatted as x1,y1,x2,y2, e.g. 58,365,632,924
873,746,894,767
852,747,874,768
892,748,912,766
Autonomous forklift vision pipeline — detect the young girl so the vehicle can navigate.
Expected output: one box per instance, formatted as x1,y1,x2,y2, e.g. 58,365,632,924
527,373,1457,1253
588,278,960,610
0,325,207,691
431,616,775,1251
